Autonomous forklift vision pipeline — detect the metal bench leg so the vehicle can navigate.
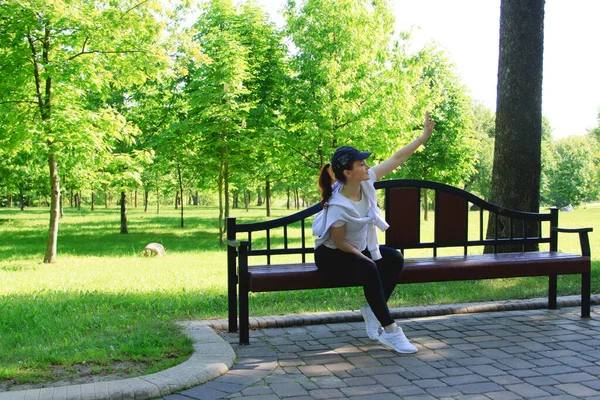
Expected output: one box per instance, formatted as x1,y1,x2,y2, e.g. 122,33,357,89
582,271,591,318
548,275,557,310
239,243,250,345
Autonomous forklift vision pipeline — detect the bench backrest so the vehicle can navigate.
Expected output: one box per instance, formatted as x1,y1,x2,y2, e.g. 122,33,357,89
227,179,559,265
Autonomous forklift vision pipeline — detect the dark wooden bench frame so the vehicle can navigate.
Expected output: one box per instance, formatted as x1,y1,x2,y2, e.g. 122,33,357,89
227,179,593,345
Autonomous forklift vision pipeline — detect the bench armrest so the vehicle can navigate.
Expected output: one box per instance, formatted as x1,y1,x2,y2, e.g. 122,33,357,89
551,226,593,257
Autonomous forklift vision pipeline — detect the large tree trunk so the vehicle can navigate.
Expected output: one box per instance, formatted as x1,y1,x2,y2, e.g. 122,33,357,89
486,0,545,253
177,164,184,228
120,191,128,234
44,152,60,263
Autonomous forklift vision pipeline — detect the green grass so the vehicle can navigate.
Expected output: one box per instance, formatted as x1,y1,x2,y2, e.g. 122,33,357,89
0,203,599,385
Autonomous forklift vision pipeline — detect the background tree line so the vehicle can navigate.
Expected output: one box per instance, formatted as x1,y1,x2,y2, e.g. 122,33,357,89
1,0,599,261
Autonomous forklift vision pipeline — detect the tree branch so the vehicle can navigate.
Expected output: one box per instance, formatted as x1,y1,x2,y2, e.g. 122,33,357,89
67,49,144,61
121,0,152,19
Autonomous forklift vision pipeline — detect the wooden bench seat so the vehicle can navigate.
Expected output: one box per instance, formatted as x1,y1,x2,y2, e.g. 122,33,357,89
227,179,593,345
247,252,591,292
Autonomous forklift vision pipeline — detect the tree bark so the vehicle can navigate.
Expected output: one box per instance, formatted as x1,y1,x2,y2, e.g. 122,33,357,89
287,187,290,209
44,152,60,263
7,194,12,208
134,190,138,208
144,190,149,212
265,178,271,217
177,164,184,228
91,189,95,211
486,0,545,253
423,189,429,222
120,191,128,234
218,160,224,246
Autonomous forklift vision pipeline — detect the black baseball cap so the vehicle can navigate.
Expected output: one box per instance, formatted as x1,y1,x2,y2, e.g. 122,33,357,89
331,146,372,169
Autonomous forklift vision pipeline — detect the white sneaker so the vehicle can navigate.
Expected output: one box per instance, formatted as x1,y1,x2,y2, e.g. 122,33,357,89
378,326,418,354
360,305,382,340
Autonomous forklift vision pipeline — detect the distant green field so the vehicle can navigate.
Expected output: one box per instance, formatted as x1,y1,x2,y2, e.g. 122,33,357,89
1,203,598,386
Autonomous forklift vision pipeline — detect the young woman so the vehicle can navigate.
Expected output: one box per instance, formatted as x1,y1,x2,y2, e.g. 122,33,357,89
312,112,434,353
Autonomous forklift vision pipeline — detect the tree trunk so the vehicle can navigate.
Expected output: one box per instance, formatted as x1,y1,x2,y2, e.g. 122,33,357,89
120,191,128,234
77,191,81,210
175,191,179,209
287,187,290,209
423,189,429,221
91,189,95,211
177,164,184,228
224,148,230,223
19,188,24,211
257,191,263,206
44,152,60,263
265,178,271,217
295,188,299,209
59,189,64,218
7,194,12,208
193,191,199,206
104,186,109,208
245,190,250,211
156,172,160,214
485,0,545,253
134,190,138,208
70,190,74,207
218,160,224,246
144,190,149,212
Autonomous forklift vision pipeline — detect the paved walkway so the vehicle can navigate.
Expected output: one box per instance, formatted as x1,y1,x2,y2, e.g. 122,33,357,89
164,303,600,400
2,296,600,400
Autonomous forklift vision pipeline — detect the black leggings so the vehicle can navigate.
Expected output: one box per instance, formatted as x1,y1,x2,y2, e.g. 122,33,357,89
315,245,404,327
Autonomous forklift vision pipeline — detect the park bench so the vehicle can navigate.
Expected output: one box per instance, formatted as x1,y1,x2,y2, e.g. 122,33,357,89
227,179,593,345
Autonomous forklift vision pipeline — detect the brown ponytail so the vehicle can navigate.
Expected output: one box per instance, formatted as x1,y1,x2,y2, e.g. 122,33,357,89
318,163,333,207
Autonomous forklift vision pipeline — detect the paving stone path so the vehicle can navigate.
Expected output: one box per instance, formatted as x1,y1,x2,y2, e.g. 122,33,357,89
164,306,600,400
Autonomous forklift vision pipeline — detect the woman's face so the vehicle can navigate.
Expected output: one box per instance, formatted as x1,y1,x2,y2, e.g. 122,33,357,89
345,160,370,182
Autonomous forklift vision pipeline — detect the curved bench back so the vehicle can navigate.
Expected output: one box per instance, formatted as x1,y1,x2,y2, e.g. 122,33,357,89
227,179,558,264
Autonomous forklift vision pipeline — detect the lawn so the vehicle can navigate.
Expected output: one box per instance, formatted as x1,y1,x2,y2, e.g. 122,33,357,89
1,202,599,386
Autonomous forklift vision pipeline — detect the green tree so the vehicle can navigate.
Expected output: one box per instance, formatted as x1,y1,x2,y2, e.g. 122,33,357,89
543,136,598,207
0,0,165,262
464,101,495,199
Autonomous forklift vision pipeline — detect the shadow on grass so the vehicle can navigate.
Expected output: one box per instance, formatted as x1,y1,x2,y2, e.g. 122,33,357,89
0,208,315,258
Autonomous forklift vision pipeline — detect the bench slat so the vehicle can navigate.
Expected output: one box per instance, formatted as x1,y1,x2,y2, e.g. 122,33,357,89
247,252,590,292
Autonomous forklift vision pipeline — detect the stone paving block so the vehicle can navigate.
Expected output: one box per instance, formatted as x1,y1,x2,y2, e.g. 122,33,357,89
308,388,345,399
441,374,490,386
239,385,274,396
508,369,542,379
340,384,390,397
505,383,551,398
179,385,227,400
310,376,347,389
484,391,524,400
269,382,308,397
297,365,331,377
343,376,377,387
555,383,599,397
551,372,597,383
454,382,505,395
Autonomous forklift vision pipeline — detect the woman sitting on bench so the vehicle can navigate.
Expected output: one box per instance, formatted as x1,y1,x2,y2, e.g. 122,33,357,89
313,112,434,354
